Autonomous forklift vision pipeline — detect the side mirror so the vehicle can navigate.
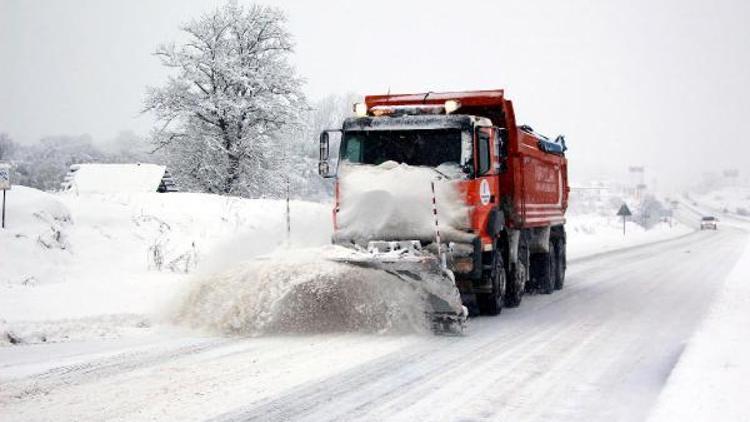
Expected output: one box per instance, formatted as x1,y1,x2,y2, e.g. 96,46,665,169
319,132,330,161
318,131,334,178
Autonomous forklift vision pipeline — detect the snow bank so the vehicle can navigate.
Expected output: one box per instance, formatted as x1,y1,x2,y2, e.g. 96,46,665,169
0,186,72,286
0,190,332,346
691,186,750,218
648,238,750,422
174,246,454,335
566,214,691,259
64,163,166,193
0,314,152,346
335,162,471,244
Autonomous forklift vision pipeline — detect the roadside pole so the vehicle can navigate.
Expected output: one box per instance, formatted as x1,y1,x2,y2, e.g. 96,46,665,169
283,138,292,247
285,175,291,246
0,163,10,229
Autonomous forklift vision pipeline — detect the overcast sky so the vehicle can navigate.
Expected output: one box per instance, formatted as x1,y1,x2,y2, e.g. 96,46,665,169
1,0,749,187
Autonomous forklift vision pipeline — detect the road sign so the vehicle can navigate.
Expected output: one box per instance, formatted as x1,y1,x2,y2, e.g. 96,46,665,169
0,163,10,190
617,204,632,217
617,204,632,236
0,163,9,229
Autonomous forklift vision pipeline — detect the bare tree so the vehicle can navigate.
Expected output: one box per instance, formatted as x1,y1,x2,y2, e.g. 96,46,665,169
144,2,306,197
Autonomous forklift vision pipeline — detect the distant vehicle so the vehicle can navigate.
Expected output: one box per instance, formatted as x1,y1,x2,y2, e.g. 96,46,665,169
700,216,718,230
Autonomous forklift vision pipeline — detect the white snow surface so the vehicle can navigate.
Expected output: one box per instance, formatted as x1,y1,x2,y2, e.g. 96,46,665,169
0,186,332,345
64,163,167,193
335,162,472,244
691,185,750,218
0,186,73,288
565,213,692,259
648,213,750,421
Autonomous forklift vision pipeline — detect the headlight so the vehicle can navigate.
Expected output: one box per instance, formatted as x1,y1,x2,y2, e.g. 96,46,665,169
444,100,461,114
452,257,474,273
353,102,368,117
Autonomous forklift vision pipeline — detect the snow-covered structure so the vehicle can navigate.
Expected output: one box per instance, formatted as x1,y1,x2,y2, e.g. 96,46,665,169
61,163,178,194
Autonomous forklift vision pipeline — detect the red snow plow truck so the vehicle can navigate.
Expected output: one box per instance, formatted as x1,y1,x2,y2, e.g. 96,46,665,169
318,89,569,321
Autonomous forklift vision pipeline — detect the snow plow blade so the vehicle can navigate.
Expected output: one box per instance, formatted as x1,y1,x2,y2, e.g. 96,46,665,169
175,244,466,336
328,242,468,334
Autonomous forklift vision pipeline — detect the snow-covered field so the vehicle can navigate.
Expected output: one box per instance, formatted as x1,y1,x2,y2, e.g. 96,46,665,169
0,186,332,344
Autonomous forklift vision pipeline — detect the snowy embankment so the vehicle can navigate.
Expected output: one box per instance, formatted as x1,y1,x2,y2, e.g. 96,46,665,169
566,213,691,260
0,186,331,345
648,237,750,421
690,185,750,218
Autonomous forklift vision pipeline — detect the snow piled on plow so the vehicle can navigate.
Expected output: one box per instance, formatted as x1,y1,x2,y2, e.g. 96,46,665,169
334,162,471,244
174,246,457,335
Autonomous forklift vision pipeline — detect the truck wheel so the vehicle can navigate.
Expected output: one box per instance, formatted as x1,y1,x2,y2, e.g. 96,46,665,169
531,242,555,294
477,251,506,316
554,239,566,290
504,249,527,308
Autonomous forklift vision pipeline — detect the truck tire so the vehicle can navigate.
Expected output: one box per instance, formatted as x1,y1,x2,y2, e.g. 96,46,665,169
504,247,527,308
531,241,555,294
477,250,506,316
554,238,566,290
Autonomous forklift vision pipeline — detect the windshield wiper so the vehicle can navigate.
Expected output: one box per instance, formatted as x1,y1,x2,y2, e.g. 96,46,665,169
430,167,450,180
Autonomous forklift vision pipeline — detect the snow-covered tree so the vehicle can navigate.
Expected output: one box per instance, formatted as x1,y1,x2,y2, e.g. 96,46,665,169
635,194,668,229
11,134,107,191
101,130,160,164
144,2,306,198
0,133,17,161
288,93,361,200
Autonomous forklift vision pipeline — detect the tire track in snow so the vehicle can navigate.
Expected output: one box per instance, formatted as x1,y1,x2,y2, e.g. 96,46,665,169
212,309,593,422
0,338,231,403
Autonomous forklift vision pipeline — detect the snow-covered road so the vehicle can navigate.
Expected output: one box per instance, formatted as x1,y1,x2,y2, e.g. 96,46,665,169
1,227,746,421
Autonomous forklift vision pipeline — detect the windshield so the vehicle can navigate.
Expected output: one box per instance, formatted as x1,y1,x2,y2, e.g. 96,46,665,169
341,129,463,167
